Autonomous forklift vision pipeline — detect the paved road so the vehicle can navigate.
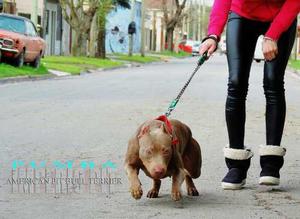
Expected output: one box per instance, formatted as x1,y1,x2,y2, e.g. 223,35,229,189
1,55,300,218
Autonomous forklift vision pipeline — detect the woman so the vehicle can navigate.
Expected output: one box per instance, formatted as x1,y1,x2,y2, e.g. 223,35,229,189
200,0,300,190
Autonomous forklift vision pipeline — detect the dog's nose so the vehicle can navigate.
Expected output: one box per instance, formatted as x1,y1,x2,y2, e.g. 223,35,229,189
153,166,165,178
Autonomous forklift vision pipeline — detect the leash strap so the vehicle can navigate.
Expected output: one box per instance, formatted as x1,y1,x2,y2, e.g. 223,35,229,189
165,52,208,117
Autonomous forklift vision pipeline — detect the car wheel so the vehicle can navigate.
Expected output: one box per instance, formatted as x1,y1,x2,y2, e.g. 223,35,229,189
30,54,41,68
15,50,25,67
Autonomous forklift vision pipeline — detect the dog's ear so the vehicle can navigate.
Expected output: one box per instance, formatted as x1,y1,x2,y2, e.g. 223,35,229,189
138,125,150,139
125,135,141,166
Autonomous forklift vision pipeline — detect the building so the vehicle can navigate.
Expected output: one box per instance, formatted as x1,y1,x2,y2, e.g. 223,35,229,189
0,0,3,11
144,0,172,52
105,0,142,54
42,0,71,55
14,0,71,55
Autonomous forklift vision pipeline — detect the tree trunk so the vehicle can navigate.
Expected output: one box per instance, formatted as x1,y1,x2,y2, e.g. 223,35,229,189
174,27,180,53
166,28,174,51
72,31,83,56
97,26,106,59
89,15,98,57
72,30,89,56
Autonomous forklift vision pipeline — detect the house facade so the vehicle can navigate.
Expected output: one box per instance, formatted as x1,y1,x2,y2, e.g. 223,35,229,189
105,0,142,54
42,0,71,55
145,0,179,52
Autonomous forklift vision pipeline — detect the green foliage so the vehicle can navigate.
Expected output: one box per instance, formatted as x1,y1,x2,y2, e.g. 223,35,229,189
97,0,131,25
289,60,300,70
153,51,191,58
42,56,122,74
113,54,161,63
112,0,131,9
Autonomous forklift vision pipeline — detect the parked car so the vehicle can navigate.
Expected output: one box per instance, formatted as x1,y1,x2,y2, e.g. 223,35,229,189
0,13,45,67
219,37,226,54
254,35,264,62
192,41,201,56
179,40,194,53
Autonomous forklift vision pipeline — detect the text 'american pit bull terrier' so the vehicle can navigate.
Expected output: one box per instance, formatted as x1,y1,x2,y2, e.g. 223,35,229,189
124,115,202,201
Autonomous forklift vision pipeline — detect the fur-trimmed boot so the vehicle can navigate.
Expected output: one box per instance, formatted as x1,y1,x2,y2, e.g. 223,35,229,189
222,147,254,190
259,145,286,186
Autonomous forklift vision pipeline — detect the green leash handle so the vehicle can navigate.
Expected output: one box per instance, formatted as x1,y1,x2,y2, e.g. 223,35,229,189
165,51,209,117
198,51,209,65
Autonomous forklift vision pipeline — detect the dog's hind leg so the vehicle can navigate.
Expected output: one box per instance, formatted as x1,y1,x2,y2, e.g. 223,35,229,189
182,138,202,178
147,179,161,198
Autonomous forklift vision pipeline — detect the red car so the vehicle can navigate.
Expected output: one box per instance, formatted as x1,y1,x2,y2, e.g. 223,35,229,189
0,13,45,68
178,40,194,53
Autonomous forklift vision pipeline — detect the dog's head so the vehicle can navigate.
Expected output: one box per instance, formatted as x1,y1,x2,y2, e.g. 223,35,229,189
137,120,174,179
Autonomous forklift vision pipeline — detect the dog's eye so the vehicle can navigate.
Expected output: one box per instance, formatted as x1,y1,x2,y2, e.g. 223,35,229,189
145,149,152,156
162,148,170,155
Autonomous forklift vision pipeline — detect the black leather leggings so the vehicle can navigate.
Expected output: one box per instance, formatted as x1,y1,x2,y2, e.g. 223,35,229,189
226,12,297,149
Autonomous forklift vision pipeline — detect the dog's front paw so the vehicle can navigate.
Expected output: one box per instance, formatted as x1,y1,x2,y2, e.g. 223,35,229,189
187,187,199,196
130,185,143,199
171,190,182,201
147,189,159,198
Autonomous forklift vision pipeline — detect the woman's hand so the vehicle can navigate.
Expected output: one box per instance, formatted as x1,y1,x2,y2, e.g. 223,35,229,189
199,38,218,57
262,37,278,61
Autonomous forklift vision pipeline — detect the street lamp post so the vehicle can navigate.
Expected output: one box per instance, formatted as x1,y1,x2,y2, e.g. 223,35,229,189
128,0,135,56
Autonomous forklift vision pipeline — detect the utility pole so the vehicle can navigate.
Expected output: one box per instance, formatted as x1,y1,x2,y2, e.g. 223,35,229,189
140,0,146,57
201,0,206,39
128,0,135,56
32,0,38,25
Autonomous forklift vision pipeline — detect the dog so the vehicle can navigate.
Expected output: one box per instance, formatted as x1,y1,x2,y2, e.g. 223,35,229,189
124,115,202,201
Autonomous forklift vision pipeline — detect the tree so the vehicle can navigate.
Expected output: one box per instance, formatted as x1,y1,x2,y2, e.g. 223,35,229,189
96,0,130,58
162,0,187,51
59,0,99,56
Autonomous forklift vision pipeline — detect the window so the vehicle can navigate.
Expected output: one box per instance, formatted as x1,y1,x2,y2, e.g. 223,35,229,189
18,13,31,20
0,15,26,34
26,21,37,37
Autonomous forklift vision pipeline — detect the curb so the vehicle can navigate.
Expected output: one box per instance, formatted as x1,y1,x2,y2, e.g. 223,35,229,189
84,59,169,74
0,74,55,85
82,64,133,75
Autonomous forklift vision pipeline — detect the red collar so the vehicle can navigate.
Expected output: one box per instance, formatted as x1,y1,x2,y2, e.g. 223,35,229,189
155,115,179,146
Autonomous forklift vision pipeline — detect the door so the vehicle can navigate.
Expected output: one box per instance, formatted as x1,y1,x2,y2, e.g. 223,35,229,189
25,21,40,61
45,3,57,55
24,21,35,61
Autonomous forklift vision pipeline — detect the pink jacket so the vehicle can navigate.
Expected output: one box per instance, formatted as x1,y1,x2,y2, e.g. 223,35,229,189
208,0,300,41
